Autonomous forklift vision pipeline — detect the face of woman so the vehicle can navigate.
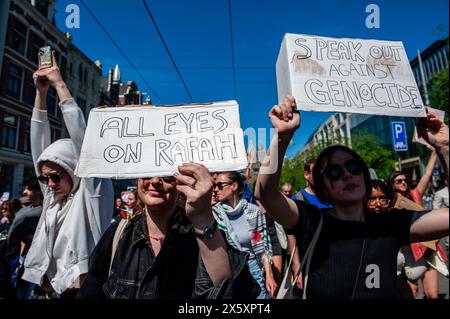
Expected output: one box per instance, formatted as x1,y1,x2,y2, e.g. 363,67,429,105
213,174,237,204
137,177,178,212
1,206,8,218
126,193,137,209
392,174,408,193
323,150,366,205
40,162,73,199
367,188,390,213
115,198,122,207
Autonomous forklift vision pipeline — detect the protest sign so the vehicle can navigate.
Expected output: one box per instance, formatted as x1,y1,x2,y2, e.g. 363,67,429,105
75,101,248,179
276,33,426,117
413,107,446,147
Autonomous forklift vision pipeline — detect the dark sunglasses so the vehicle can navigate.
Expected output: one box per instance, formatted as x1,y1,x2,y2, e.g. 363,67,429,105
38,171,64,185
324,159,364,181
142,176,176,184
213,181,233,190
394,178,407,185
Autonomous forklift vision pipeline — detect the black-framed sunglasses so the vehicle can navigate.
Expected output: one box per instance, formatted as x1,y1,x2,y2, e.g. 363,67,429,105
213,181,233,190
324,159,364,181
142,176,177,184
394,178,407,185
38,171,64,185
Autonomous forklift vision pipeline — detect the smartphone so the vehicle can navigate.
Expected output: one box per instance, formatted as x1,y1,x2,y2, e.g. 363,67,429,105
38,46,52,68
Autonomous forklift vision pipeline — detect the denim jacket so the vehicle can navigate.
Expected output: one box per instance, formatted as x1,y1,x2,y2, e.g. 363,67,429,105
77,208,259,299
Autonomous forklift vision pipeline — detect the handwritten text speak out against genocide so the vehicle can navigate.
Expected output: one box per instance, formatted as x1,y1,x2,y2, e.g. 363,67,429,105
276,33,426,118
75,101,248,179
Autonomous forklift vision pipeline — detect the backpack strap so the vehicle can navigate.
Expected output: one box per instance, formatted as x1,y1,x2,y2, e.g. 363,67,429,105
301,212,323,299
289,212,323,299
109,218,129,276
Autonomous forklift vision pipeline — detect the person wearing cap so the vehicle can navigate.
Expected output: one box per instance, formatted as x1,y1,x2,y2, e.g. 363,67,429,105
22,52,113,298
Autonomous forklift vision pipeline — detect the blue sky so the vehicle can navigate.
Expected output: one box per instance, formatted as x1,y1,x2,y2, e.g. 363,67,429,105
54,0,449,157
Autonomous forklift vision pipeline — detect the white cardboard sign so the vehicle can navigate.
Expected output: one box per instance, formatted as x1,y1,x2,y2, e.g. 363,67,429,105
413,107,446,147
276,33,426,117
75,101,248,179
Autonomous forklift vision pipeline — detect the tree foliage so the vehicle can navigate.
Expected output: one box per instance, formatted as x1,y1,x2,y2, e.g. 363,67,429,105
280,141,333,192
429,68,449,124
352,132,396,181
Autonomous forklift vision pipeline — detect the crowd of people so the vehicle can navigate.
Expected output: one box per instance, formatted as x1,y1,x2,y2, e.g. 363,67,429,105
0,52,448,299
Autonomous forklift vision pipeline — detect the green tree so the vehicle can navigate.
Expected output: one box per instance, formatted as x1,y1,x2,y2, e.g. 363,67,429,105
429,68,449,124
352,132,396,181
280,141,333,192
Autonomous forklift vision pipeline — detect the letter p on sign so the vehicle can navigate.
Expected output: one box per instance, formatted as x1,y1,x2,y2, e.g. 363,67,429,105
391,121,408,151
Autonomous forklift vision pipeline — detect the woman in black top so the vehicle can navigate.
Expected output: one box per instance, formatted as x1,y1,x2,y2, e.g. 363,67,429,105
79,163,258,299
255,96,449,299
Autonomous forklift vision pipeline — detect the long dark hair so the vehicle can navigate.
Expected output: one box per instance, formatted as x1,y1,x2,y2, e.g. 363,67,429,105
387,170,412,200
312,145,371,205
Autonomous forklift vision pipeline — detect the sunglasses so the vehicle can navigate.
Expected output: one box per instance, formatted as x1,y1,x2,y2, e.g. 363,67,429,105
213,181,233,190
367,197,390,207
324,159,364,181
38,171,64,185
142,176,177,184
394,178,407,185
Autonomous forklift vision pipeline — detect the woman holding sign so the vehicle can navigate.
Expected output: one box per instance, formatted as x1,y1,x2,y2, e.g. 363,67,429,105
255,96,449,299
78,165,258,299
22,51,114,298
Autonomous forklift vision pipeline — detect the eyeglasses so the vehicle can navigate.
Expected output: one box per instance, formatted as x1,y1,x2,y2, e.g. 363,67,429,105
394,178,407,185
213,182,233,190
323,159,364,181
38,171,64,185
367,197,390,207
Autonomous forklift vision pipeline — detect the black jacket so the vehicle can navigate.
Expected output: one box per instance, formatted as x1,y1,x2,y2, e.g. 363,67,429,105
77,208,259,299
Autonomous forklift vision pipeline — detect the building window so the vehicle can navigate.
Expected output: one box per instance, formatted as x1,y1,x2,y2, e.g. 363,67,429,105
433,55,440,74
24,120,31,153
429,56,436,75
84,70,88,85
6,63,23,100
30,35,45,63
76,97,86,115
50,127,57,143
10,20,27,55
2,113,18,149
34,0,49,17
437,50,445,70
78,65,83,82
26,72,35,107
47,86,58,116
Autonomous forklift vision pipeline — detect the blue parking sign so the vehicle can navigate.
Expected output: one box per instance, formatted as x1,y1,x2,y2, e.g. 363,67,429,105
391,121,408,151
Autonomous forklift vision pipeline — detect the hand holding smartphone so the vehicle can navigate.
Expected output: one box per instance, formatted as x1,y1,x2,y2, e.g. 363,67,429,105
38,46,53,69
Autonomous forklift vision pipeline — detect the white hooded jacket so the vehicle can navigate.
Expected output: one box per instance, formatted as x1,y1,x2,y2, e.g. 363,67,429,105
22,98,113,294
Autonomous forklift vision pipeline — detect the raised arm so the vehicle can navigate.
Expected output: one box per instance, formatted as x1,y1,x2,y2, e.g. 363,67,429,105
31,62,52,177
254,96,300,229
175,163,231,286
415,150,437,196
411,111,449,241
32,51,86,159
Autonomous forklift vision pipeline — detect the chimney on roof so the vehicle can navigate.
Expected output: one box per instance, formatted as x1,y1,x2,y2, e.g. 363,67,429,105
107,68,113,92
113,64,121,84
